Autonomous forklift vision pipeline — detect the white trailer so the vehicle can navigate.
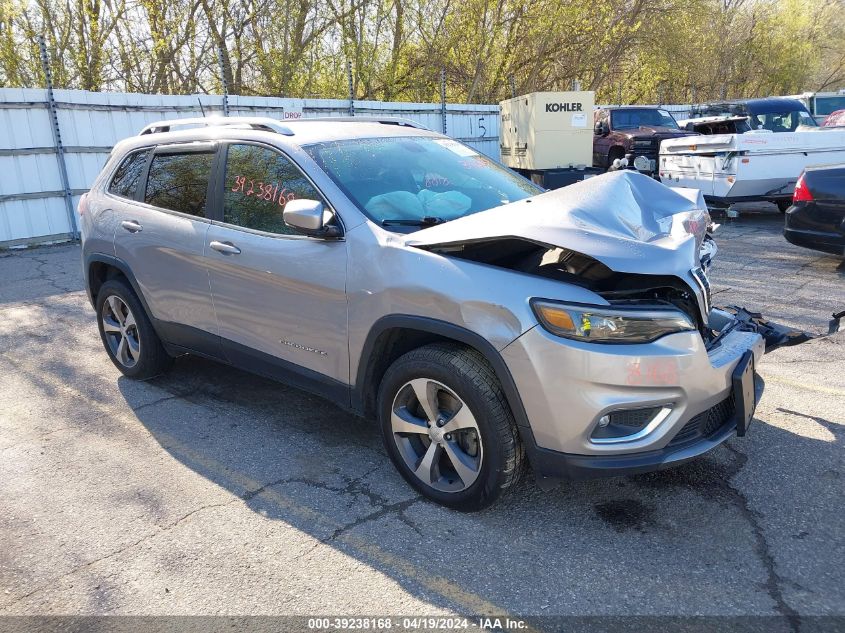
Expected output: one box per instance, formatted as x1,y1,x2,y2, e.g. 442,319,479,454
658,129,845,210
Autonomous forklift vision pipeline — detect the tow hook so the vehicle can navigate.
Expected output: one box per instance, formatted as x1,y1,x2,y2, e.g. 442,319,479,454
725,306,844,353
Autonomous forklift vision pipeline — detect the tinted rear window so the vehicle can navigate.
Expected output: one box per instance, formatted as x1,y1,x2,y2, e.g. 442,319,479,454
108,150,149,199
144,152,214,217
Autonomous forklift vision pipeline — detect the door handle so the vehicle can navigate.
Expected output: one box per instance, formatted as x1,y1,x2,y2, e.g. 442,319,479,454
209,240,241,255
121,220,142,233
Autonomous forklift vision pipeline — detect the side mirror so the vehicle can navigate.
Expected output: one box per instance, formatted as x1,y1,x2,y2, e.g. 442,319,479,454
594,121,603,136
283,199,341,239
594,121,608,136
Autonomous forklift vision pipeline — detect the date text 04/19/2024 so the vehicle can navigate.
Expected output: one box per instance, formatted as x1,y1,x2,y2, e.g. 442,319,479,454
306,617,529,630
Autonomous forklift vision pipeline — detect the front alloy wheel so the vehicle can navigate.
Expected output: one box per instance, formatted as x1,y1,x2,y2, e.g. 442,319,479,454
378,343,524,511
391,378,483,493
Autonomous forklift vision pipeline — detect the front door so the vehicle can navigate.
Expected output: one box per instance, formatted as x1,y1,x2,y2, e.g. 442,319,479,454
205,142,349,399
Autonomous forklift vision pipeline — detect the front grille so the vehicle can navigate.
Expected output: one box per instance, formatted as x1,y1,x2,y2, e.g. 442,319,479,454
691,267,712,319
668,394,736,446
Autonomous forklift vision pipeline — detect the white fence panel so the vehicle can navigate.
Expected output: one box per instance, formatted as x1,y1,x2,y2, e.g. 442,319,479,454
1,88,695,246
0,89,503,246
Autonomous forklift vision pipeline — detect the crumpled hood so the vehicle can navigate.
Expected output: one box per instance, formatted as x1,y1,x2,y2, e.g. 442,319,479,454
407,171,711,279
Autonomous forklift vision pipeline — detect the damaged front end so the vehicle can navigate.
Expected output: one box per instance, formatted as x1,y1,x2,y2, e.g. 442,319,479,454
409,170,837,354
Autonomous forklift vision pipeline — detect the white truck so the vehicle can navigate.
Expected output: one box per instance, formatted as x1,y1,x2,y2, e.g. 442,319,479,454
658,129,845,211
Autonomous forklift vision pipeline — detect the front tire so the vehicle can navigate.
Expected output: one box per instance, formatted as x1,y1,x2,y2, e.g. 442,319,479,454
96,278,173,379
377,343,524,511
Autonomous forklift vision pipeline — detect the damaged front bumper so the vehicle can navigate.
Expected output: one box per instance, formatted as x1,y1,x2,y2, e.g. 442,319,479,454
504,306,841,485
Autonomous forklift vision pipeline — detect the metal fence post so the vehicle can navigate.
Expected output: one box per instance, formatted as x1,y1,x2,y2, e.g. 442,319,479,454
347,61,355,116
440,69,447,134
571,79,581,91
217,44,229,116
37,35,78,240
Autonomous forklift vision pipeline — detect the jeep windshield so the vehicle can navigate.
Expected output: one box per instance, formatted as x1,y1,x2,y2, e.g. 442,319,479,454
304,136,541,229
611,109,680,130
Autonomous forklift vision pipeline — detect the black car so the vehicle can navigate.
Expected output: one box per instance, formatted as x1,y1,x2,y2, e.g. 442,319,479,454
784,164,845,256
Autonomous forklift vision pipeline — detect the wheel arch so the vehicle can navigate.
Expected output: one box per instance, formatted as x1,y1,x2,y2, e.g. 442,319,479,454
85,254,153,320
353,316,532,433
608,145,627,162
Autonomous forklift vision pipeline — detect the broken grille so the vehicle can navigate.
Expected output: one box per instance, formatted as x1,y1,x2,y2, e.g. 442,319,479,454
668,394,736,447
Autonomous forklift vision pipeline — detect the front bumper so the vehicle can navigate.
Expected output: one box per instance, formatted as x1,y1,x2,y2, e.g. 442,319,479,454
523,374,763,482
501,308,768,480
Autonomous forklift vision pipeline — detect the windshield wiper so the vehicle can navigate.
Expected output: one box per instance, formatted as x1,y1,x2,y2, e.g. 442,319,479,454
381,216,445,227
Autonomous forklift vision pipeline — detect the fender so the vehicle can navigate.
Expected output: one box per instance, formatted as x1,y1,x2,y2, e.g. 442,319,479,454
84,253,152,316
353,315,557,480
353,314,534,430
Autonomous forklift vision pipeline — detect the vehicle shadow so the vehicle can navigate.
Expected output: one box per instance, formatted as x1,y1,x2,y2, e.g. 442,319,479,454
117,353,843,617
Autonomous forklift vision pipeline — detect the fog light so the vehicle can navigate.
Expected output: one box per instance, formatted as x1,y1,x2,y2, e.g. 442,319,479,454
598,415,611,427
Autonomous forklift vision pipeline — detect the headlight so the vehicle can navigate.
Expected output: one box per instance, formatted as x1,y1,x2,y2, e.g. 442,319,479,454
633,155,651,171
531,299,696,344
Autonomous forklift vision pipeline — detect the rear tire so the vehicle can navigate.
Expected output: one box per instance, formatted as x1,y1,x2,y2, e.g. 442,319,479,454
96,278,173,379
377,343,524,511
776,199,791,213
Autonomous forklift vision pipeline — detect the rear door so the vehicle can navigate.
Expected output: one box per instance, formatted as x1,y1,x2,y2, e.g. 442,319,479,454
112,142,222,357
205,142,349,398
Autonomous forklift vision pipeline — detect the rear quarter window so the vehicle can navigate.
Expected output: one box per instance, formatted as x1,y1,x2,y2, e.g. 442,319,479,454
144,152,215,217
108,150,149,199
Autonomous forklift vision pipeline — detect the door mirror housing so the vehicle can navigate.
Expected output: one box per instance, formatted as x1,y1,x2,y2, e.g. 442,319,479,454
283,199,341,239
594,121,609,136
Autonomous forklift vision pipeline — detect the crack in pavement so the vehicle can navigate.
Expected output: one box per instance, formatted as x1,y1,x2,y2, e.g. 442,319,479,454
0,499,238,611
722,444,802,633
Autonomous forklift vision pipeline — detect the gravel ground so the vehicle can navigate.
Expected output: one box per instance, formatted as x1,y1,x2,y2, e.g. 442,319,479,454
0,207,842,626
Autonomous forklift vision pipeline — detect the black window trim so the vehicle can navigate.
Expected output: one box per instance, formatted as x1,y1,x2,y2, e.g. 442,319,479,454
134,142,221,223
103,147,154,203
209,139,344,241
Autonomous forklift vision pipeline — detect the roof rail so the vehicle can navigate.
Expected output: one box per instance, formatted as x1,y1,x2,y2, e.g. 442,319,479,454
139,116,295,136
293,116,430,130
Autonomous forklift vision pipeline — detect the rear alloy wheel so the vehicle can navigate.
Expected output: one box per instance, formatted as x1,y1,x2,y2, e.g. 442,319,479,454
101,295,141,369
96,278,173,379
378,343,524,511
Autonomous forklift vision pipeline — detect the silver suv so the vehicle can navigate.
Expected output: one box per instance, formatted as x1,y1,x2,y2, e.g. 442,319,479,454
80,116,799,510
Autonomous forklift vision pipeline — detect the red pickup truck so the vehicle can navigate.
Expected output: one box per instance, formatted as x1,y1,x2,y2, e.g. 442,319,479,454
593,107,697,175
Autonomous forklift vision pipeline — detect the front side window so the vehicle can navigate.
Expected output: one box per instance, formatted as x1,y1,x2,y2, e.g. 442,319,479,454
108,150,149,199
611,109,679,130
223,144,324,235
144,151,214,217
304,136,541,228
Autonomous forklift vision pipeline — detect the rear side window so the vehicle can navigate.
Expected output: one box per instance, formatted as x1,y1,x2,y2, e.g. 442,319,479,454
108,150,149,199
144,152,214,217
223,144,324,234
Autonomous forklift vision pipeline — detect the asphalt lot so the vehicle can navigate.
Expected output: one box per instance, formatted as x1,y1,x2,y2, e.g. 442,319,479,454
0,208,843,624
